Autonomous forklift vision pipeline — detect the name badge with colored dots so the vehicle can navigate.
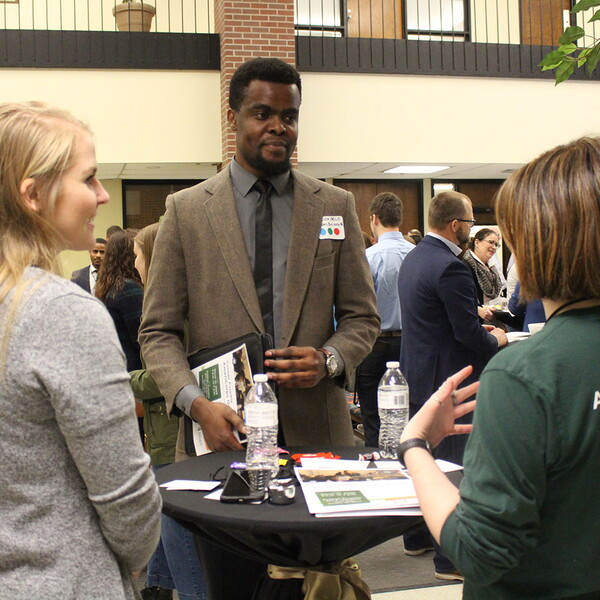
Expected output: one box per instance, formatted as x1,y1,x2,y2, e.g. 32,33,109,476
320,216,345,240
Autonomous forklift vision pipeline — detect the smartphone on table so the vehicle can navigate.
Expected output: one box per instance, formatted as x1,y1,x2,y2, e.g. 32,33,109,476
219,469,269,503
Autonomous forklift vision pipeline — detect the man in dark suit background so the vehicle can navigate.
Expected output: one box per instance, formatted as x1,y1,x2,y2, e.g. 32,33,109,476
398,191,507,579
70,237,106,294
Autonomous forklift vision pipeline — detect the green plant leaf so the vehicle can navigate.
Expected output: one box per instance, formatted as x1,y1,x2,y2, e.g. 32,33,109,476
572,0,600,13
555,61,576,84
539,49,568,68
589,8,600,21
560,43,579,55
586,44,600,74
558,26,585,45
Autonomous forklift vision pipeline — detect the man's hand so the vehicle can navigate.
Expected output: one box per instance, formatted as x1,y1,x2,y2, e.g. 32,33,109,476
489,327,508,347
264,346,326,388
190,396,246,452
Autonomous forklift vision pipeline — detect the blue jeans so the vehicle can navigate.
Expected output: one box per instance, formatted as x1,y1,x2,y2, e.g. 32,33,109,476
148,466,209,600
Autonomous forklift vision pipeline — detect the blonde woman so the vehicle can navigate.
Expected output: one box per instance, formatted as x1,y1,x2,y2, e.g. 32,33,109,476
0,102,160,599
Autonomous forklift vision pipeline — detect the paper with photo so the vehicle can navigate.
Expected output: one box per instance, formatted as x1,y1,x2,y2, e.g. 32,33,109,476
295,465,418,515
189,343,253,455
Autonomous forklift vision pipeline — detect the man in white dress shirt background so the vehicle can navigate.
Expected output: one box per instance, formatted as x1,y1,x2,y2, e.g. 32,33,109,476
71,237,106,295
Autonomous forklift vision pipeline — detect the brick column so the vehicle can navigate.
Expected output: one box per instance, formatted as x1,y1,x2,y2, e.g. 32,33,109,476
214,0,296,167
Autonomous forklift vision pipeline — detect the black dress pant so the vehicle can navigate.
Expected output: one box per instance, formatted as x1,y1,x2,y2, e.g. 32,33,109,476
355,336,402,448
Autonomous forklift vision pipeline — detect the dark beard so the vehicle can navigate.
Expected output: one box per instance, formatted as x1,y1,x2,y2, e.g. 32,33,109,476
244,148,292,177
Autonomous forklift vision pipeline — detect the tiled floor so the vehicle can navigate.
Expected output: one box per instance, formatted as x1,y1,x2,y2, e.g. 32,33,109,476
373,586,463,600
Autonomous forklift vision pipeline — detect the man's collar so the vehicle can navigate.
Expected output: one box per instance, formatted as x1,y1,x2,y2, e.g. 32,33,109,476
426,232,462,256
229,157,291,197
377,231,404,241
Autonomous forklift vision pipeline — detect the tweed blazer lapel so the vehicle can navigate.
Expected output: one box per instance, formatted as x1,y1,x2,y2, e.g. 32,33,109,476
204,169,265,333
281,170,324,345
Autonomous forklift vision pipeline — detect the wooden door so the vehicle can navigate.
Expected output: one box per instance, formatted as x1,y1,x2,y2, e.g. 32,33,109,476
347,0,404,39
520,0,570,46
333,180,421,234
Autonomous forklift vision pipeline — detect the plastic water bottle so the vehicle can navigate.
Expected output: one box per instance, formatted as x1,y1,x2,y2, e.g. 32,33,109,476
244,374,279,492
378,361,409,459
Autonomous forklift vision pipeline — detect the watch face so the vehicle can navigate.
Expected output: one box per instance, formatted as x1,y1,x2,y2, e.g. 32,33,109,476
326,354,338,376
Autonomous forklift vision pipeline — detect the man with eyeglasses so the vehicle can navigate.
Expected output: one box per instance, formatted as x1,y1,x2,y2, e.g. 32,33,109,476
397,191,507,581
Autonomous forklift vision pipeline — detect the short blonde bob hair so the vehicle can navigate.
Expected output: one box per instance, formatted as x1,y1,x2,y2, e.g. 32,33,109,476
495,136,600,303
0,102,89,302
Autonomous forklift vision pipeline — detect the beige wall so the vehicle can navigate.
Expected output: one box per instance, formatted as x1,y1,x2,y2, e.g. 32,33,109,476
299,72,600,165
0,69,221,164
3,68,598,175
59,178,124,275
3,66,600,270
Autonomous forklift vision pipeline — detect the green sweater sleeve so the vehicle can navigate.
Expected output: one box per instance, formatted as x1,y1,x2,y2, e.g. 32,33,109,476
440,365,546,587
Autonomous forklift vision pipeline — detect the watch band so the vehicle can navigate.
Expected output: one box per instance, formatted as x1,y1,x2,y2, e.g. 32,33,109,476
397,438,433,466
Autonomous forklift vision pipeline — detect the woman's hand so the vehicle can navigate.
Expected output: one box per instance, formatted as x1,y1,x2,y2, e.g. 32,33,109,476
400,366,479,449
478,305,495,321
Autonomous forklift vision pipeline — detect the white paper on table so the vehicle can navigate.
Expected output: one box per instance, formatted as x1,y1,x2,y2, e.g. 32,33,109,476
300,458,404,470
299,457,462,473
315,507,424,518
160,479,221,491
204,488,223,500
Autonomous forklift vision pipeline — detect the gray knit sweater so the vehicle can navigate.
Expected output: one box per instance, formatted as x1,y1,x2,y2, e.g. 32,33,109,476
0,268,161,599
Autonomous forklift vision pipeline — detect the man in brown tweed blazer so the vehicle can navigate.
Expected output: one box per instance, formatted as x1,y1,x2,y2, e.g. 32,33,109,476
139,58,379,460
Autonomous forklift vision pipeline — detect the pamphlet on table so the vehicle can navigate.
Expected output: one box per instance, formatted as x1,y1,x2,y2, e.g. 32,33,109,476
295,458,461,518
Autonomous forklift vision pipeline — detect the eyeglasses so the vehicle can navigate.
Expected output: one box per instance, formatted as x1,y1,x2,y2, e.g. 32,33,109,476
449,218,477,227
483,239,501,248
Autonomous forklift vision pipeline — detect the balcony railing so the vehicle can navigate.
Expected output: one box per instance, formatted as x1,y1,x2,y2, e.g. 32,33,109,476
294,0,600,80
1,0,599,80
0,0,214,33
0,0,218,69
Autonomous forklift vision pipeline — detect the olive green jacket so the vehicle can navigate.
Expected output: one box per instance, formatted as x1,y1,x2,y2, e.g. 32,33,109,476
130,364,178,466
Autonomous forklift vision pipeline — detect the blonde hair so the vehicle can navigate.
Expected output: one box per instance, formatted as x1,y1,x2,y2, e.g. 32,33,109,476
0,102,90,302
495,136,600,302
134,222,161,272
0,102,90,373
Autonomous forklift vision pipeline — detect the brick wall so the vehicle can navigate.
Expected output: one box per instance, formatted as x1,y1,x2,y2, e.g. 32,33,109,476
215,0,296,166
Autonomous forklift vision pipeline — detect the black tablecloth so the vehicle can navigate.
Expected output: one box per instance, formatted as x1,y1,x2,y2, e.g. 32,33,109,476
155,447,424,568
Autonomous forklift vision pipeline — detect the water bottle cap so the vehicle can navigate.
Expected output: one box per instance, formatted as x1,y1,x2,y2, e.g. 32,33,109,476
386,361,400,368
253,373,269,383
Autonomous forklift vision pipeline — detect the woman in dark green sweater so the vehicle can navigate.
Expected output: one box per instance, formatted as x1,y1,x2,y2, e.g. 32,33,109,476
399,136,600,600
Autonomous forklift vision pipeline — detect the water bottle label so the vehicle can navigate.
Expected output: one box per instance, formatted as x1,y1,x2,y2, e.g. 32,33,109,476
245,404,278,427
378,389,408,409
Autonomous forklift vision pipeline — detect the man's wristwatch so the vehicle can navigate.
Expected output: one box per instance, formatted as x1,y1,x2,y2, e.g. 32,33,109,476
318,348,338,378
397,438,433,467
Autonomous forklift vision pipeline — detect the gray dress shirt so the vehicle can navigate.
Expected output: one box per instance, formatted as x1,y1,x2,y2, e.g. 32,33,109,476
175,160,343,416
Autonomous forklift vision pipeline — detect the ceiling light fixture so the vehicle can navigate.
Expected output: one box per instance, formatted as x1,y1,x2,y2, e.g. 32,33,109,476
384,165,450,174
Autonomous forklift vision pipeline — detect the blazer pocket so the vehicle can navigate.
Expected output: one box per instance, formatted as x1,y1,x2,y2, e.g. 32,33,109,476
313,251,336,270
